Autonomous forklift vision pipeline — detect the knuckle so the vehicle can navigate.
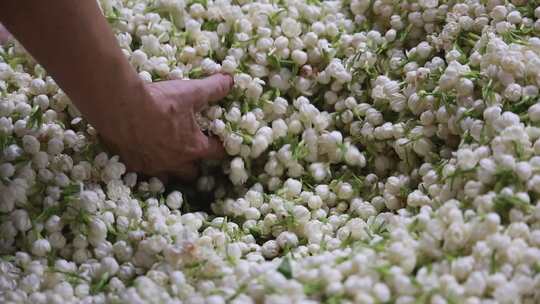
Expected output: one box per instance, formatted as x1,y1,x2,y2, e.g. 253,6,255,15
165,103,179,115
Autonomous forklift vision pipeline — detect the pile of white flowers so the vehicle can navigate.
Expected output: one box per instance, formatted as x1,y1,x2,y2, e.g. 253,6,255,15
2,0,540,303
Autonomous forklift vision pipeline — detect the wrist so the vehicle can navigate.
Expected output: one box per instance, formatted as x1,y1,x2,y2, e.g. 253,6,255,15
85,69,149,143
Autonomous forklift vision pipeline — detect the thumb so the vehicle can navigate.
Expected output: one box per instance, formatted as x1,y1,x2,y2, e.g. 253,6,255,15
191,73,234,111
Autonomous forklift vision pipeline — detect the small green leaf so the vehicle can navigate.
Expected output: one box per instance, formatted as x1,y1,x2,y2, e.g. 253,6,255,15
277,255,293,279
267,54,281,70
202,20,219,31
493,194,532,223
188,67,203,79
91,273,111,294
27,105,43,129
324,295,344,304
303,281,323,295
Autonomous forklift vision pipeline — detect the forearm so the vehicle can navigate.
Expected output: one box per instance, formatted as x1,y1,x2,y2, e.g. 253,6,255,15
0,0,144,133
0,23,9,44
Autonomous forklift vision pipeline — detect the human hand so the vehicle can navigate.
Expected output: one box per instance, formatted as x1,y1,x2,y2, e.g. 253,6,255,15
0,1,233,182
97,73,233,181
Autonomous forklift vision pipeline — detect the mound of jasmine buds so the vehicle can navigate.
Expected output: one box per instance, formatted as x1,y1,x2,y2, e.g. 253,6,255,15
2,0,540,303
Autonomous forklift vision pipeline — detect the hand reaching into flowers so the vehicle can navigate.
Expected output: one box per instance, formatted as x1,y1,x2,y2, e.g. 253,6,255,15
0,0,232,180
101,75,232,180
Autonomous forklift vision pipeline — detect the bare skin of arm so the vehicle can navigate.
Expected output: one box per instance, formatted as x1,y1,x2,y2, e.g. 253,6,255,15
0,23,9,44
0,1,231,180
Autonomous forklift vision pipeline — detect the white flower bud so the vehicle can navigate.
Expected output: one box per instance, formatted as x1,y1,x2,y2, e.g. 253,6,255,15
11,209,32,232
284,178,302,196
32,239,51,257
166,191,183,210
291,50,308,66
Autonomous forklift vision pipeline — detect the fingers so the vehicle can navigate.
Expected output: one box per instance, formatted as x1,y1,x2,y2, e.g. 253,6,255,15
172,162,199,181
191,73,234,112
197,134,226,160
